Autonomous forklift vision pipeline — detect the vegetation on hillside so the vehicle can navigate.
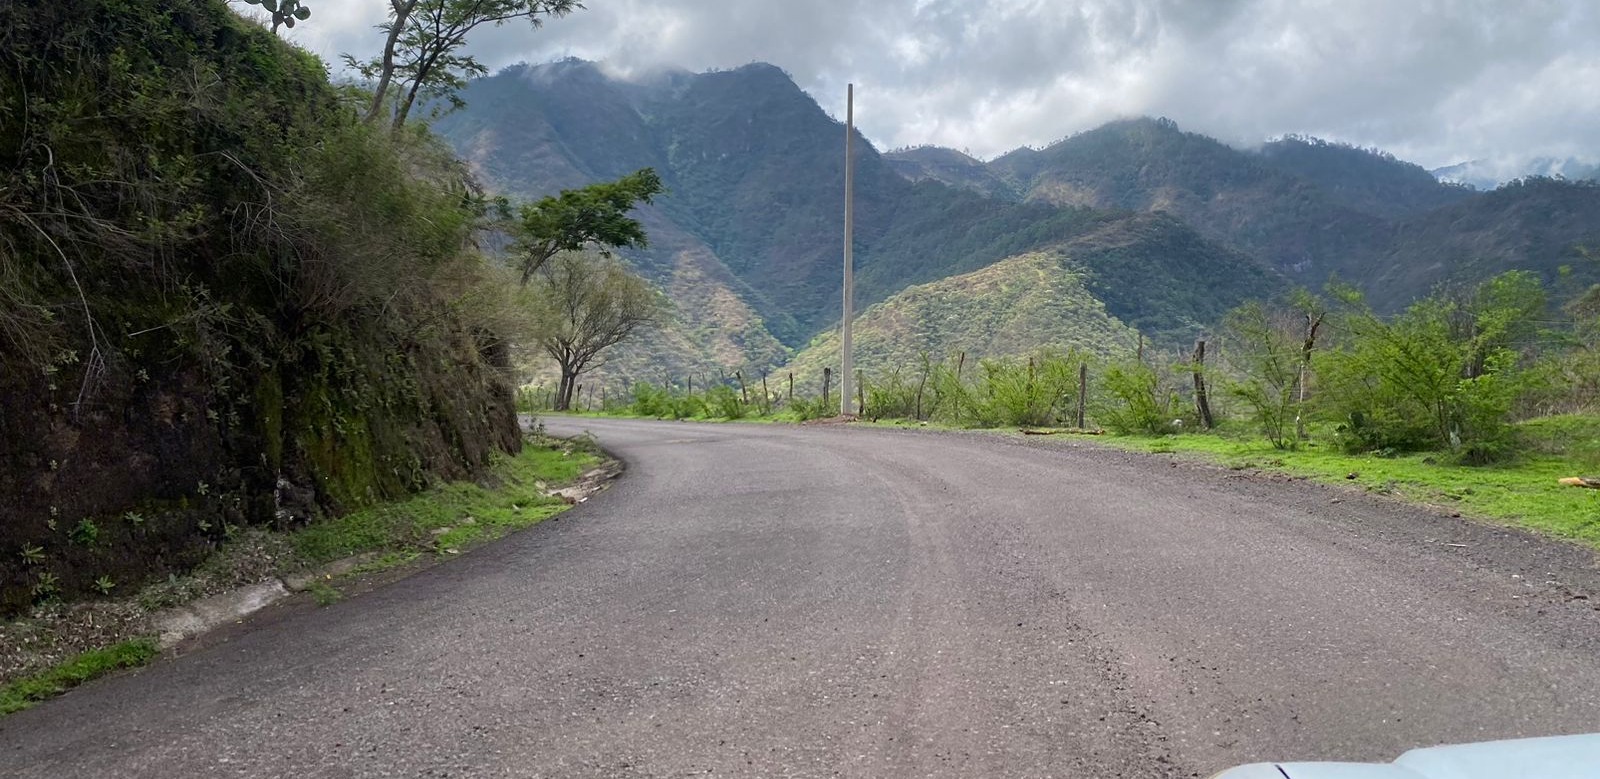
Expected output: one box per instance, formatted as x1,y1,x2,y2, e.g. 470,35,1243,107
1257,136,1475,217
883,146,1018,200
785,252,1139,383
435,65,1289,365
922,119,1600,314
0,0,645,614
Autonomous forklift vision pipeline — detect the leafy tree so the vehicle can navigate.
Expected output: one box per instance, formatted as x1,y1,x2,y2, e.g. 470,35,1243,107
242,0,311,33
349,0,580,129
512,169,663,285
1220,291,1325,449
1221,301,1303,449
531,252,663,410
1317,273,1545,461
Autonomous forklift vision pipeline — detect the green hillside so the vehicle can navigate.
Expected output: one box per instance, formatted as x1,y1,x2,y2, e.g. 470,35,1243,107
1361,177,1600,311
437,65,1281,361
787,252,1140,382
979,118,1600,308
435,65,790,380
1257,136,1475,217
884,146,1018,200
994,117,1392,282
437,61,1600,379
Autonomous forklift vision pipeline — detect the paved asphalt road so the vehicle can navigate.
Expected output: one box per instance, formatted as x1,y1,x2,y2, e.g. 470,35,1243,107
5,417,1600,778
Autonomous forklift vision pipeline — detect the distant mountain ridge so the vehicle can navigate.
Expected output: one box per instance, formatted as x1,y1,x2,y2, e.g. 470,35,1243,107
889,118,1600,304
435,60,1600,381
1433,157,1600,191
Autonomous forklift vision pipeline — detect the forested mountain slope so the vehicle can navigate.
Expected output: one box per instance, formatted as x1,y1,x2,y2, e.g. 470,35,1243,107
439,60,1598,381
785,251,1140,382
437,63,1284,362
909,119,1600,308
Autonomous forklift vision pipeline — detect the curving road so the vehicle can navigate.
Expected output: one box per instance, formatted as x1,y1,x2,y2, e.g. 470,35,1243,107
5,417,1600,777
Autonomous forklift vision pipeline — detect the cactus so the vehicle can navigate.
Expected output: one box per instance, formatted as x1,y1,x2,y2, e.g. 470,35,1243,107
243,0,312,32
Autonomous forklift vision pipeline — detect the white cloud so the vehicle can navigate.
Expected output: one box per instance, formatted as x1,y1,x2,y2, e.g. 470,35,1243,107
280,0,1600,169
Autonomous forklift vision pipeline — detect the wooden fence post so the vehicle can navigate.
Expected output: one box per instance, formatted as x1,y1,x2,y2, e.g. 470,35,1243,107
856,369,864,418
1193,339,1215,430
1076,362,1088,429
761,371,770,415
787,372,794,404
823,367,832,408
736,370,749,405
915,367,928,421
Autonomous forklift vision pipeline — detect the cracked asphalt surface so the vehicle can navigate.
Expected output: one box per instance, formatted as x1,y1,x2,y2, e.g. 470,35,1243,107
5,417,1600,777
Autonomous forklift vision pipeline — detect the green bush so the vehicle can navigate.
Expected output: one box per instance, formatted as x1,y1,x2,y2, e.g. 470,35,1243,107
1096,360,1180,435
630,382,674,417
863,369,921,420
786,393,835,421
706,385,745,419
1317,273,1544,462
1220,298,1318,449
922,352,1084,427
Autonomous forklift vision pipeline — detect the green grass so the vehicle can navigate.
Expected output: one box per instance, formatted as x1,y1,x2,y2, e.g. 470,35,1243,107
0,638,159,715
306,580,343,607
292,437,600,566
1094,421,1600,548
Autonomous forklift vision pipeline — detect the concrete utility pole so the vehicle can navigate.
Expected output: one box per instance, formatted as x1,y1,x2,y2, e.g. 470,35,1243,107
840,83,856,417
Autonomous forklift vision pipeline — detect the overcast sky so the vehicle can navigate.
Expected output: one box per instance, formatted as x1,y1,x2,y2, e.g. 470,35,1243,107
277,0,1597,173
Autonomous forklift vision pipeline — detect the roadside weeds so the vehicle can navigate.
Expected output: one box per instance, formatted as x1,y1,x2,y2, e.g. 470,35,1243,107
0,433,618,716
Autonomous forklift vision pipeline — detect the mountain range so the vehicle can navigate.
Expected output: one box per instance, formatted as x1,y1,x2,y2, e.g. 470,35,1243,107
433,59,1600,383
1432,157,1600,192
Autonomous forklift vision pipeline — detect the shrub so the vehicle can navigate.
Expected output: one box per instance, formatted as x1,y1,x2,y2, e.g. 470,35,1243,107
1317,273,1544,462
706,385,744,419
786,394,835,421
630,382,674,417
1220,298,1320,449
863,369,920,420
1096,360,1180,435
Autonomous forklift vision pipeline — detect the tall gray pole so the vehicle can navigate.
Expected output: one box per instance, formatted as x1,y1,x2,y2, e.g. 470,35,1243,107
840,83,855,416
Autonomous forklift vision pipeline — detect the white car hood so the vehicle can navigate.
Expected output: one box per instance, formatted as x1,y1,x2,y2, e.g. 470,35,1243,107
1213,733,1600,779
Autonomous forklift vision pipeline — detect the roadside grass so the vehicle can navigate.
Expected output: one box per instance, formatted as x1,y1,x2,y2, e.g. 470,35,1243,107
1,434,605,714
0,638,159,716
293,437,599,567
1093,420,1600,548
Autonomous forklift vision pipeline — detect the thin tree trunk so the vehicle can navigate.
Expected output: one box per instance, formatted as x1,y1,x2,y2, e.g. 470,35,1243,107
1295,312,1325,441
915,368,927,421
364,0,417,124
1076,362,1088,429
1193,339,1215,430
